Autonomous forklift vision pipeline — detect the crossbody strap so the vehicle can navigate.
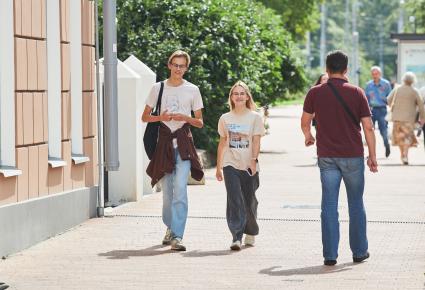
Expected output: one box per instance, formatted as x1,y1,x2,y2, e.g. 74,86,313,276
327,82,360,129
153,81,164,115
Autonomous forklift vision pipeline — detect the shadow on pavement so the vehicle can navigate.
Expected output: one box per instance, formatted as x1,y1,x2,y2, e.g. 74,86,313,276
293,164,317,168
268,115,299,119
259,263,354,276
181,248,246,258
379,163,425,167
98,245,175,259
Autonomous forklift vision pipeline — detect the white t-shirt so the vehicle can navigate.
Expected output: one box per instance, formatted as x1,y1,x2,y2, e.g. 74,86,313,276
218,110,266,171
146,80,204,132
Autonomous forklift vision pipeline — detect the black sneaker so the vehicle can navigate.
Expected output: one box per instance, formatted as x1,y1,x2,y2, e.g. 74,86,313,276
353,252,370,263
385,145,391,157
0,283,9,290
324,259,337,266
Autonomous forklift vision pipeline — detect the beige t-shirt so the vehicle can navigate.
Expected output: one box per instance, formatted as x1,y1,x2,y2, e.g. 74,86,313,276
146,80,204,132
218,110,266,171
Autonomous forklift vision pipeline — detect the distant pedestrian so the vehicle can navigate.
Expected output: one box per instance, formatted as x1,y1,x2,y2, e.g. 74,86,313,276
365,66,392,157
216,81,265,251
387,72,425,165
315,73,329,86
142,50,204,251
312,73,329,127
301,50,378,266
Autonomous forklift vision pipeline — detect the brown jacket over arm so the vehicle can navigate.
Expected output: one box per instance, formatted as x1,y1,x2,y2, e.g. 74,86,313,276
146,123,204,186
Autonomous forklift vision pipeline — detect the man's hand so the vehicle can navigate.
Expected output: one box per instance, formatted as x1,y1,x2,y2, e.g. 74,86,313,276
367,156,378,173
170,113,188,122
160,110,172,122
305,133,315,146
216,168,223,181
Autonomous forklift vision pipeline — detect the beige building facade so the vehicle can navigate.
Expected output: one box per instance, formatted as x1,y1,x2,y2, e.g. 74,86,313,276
0,0,99,256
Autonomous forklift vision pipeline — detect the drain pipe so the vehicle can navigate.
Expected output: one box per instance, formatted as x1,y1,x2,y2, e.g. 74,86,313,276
94,0,104,217
103,0,120,172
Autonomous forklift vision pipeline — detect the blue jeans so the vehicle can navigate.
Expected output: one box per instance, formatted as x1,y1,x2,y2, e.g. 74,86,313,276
371,106,389,147
318,157,368,260
160,149,191,239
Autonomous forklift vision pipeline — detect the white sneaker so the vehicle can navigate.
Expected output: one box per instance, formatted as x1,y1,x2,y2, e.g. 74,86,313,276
230,240,241,251
244,234,255,246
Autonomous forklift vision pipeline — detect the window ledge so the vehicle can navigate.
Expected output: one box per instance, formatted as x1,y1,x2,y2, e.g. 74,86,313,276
48,157,67,168
72,154,90,164
0,166,22,177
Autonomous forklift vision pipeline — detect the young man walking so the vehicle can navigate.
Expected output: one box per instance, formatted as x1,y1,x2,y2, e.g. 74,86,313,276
301,50,378,266
365,66,392,157
142,50,204,251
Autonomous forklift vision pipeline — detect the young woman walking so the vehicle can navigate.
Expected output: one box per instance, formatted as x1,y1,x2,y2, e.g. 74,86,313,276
216,81,265,250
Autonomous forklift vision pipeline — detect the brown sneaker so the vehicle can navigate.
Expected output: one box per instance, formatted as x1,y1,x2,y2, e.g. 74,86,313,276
171,238,186,251
162,228,172,245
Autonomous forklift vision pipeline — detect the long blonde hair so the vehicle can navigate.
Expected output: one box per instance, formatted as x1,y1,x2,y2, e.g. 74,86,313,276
228,81,257,111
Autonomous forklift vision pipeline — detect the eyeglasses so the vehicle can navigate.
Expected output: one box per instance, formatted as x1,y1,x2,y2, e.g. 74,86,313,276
232,92,246,97
170,63,187,70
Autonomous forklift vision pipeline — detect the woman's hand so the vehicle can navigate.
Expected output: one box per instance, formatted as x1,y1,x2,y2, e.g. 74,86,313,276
216,168,223,181
248,159,257,176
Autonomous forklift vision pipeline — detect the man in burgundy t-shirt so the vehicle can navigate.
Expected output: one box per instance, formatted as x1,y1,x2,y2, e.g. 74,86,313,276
303,78,371,158
301,50,378,266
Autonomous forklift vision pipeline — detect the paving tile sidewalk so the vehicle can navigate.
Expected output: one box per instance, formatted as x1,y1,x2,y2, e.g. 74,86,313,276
0,105,424,290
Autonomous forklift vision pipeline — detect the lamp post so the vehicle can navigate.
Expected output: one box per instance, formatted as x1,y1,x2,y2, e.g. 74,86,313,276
398,0,405,33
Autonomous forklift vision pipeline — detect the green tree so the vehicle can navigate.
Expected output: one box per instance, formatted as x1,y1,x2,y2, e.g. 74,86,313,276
259,0,322,39
101,0,307,153
306,0,399,87
404,0,425,33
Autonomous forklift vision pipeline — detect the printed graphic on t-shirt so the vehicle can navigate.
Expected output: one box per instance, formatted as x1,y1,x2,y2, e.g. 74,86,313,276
227,124,250,149
165,95,180,113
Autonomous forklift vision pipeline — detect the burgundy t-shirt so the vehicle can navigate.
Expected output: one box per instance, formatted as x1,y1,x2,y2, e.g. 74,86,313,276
303,78,371,158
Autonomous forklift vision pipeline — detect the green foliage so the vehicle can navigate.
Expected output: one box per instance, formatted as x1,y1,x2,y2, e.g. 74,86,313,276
308,0,399,87
404,0,425,33
101,0,307,153
259,0,322,39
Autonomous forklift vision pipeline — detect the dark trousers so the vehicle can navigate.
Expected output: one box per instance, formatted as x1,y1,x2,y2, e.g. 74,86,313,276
223,166,260,242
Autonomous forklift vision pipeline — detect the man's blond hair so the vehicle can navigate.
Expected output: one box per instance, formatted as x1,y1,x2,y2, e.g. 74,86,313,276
168,50,191,67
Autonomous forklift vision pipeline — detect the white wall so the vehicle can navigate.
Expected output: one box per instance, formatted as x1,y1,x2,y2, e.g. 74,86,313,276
106,60,140,204
100,57,156,205
123,55,156,197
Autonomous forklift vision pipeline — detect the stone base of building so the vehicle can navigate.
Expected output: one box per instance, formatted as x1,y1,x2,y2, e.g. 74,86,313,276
0,187,98,257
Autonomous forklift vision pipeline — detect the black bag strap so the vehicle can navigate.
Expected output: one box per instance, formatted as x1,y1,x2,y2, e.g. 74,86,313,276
153,81,164,115
327,82,360,129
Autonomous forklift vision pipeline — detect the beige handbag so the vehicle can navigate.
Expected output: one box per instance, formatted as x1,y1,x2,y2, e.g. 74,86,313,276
385,88,398,122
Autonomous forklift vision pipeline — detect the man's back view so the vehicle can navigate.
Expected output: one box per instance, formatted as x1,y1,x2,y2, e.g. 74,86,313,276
301,50,378,266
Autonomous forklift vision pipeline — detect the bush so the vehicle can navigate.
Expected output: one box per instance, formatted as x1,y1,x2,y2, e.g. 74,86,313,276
103,0,307,153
